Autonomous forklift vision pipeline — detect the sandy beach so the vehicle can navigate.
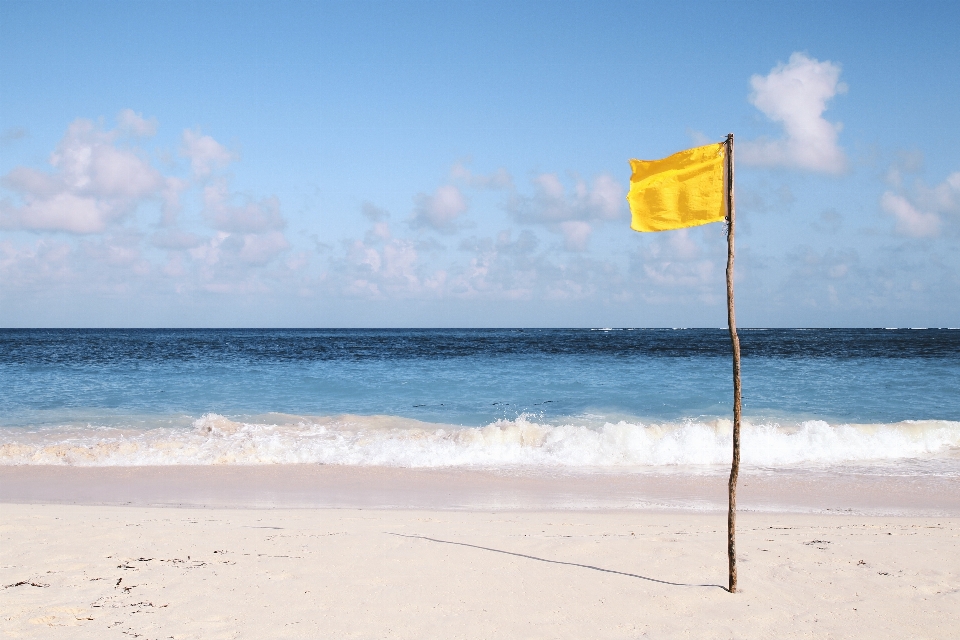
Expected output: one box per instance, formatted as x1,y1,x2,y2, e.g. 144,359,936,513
2,466,959,639
5,0,960,632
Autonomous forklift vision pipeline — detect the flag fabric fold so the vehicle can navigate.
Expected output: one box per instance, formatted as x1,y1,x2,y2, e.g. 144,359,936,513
627,142,726,232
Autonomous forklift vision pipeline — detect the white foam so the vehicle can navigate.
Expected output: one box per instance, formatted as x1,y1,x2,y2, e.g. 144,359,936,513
1,414,958,469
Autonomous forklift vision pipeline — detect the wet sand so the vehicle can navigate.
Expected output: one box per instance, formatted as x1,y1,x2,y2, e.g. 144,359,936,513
1,464,958,515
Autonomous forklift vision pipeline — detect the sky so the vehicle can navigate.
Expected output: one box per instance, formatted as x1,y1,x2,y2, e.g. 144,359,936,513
1,0,958,328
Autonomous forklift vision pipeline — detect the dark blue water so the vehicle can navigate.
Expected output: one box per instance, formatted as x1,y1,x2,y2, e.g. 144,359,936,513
2,328,959,427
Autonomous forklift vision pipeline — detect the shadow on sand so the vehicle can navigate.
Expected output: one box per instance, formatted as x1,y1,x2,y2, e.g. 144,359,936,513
387,532,726,590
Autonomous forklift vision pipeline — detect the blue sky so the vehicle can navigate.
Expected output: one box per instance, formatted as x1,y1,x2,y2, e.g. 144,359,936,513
1,0,958,327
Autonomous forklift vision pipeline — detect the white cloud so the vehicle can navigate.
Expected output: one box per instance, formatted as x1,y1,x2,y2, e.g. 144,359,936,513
0,118,164,233
509,173,623,225
506,173,623,251
160,176,188,226
630,228,723,305
324,217,633,305
884,150,924,188
0,238,73,290
191,177,291,270
451,230,626,302
50,120,162,198
181,128,236,178
880,170,960,238
452,230,541,299
5,192,105,234
334,235,441,299
202,178,285,233
366,221,391,242
740,53,847,174
0,113,302,305
116,109,158,137
881,192,941,238
643,229,716,288
81,232,148,271
188,232,228,266
409,184,468,234
238,231,291,265
920,171,960,214
642,260,715,290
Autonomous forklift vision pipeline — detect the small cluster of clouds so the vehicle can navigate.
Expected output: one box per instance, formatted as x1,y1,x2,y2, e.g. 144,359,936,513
877,151,959,238
881,171,960,238
409,185,469,234
313,151,629,319
0,115,172,233
773,241,957,320
629,228,726,306
331,220,619,303
880,150,960,238
0,110,297,297
405,163,512,236
738,52,960,241
326,189,725,308
0,238,73,290
181,128,236,178
403,161,625,253
506,173,624,251
329,214,446,299
116,108,158,137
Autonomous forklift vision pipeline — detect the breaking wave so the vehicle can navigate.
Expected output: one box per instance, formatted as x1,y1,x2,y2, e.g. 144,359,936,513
1,413,958,469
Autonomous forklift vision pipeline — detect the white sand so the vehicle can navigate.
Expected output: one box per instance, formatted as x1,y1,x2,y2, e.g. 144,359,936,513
3,464,958,515
2,503,958,639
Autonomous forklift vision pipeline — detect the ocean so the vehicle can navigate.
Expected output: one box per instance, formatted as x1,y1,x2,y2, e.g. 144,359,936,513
1,328,959,475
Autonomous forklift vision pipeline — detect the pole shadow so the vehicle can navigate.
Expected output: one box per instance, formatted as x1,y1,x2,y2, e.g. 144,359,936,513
387,532,725,590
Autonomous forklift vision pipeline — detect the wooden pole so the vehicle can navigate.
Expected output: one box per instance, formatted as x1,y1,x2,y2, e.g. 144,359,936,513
725,133,742,593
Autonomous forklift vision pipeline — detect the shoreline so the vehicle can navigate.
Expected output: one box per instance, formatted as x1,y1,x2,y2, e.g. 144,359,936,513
2,464,958,516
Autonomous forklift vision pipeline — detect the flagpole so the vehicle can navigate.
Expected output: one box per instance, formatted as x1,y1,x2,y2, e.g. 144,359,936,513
724,133,742,593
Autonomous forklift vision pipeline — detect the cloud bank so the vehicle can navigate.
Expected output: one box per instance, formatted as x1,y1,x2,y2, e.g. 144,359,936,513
0,111,296,300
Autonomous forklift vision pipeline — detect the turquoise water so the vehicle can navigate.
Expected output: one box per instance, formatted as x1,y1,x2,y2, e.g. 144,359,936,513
1,329,958,468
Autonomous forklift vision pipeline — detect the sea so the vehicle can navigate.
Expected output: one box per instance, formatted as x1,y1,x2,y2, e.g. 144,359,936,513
1,328,959,477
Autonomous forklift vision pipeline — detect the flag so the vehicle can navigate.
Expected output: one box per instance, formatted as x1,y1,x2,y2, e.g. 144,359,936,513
627,142,726,232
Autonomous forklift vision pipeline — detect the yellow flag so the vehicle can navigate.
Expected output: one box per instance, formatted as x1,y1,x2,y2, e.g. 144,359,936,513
627,142,726,232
